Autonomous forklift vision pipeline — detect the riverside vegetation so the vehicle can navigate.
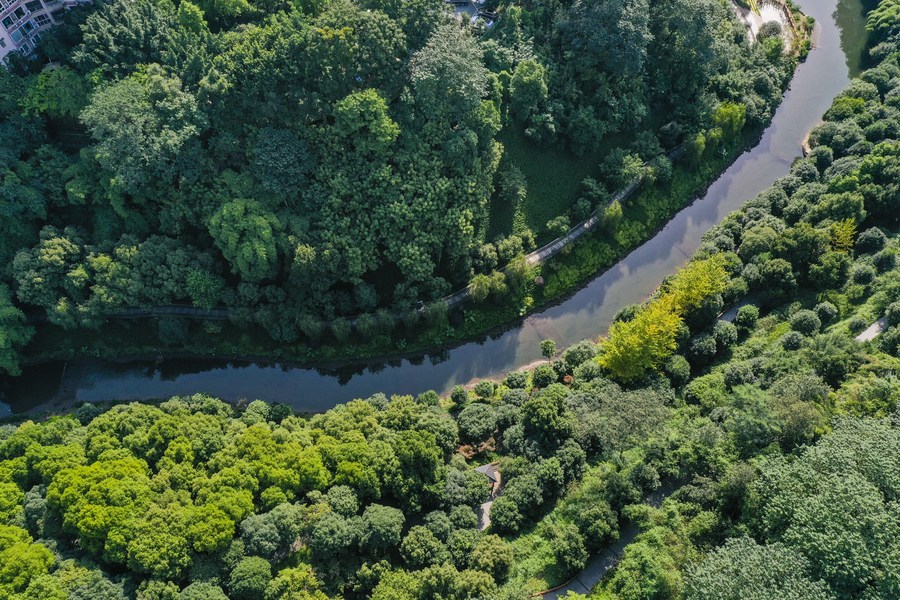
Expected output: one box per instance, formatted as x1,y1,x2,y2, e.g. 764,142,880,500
1,8,900,597
0,0,808,373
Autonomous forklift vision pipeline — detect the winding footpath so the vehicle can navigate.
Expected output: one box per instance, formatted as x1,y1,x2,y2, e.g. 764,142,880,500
538,483,676,599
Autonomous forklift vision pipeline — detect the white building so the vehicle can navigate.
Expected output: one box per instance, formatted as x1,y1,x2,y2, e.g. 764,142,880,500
0,0,84,63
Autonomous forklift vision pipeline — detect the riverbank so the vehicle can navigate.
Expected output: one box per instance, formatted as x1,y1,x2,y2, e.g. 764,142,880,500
2,0,863,414
16,127,764,369
9,2,812,373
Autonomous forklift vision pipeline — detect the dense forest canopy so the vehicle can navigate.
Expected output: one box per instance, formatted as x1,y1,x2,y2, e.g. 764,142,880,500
3,2,900,596
0,0,799,374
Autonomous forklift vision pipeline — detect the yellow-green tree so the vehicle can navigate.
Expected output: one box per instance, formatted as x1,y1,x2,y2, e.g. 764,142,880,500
599,297,684,382
599,256,728,382
830,218,857,252
664,255,729,314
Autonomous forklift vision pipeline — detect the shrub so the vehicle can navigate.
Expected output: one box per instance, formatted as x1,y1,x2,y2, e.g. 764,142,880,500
846,316,868,334
850,263,876,285
781,331,805,350
855,227,887,253
664,355,691,387
457,403,498,445
712,320,738,351
504,371,528,389
683,373,728,409
790,310,822,335
724,362,756,388
473,380,495,399
873,250,896,272
689,333,718,365
814,302,838,323
331,317,351,342
354,313,378,339
885,302,900,327
734,305,760,333
450,386,469,409
159,317,189,345
531,364,556,388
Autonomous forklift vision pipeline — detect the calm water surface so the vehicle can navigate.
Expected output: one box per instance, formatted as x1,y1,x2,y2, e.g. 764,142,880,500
0,0,868,416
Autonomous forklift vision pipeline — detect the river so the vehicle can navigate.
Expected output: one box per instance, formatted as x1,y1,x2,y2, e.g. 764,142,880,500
0,0,869,417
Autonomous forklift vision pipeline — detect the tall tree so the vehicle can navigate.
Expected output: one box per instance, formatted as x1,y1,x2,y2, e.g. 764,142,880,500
81,65,206,199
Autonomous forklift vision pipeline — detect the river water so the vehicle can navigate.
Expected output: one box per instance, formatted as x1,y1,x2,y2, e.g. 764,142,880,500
0,0,869,416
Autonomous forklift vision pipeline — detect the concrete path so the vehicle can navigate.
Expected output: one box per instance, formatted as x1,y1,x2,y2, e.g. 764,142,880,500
855,317,888,342
540,484,677,599
541,524,638,599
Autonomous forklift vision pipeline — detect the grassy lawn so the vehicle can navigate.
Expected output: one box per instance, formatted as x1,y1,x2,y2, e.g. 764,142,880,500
488,127,604,243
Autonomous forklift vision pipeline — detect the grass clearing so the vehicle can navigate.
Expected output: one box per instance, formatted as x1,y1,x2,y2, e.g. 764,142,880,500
490,127,603,243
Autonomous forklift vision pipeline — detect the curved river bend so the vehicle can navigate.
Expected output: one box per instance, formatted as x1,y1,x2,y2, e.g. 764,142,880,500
0,0,869,416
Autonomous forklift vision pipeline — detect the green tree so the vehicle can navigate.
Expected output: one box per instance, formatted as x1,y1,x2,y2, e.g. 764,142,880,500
230,556,272,600
509,60,549,122
360,504,405,555
456,404,498,446
540,339,557,360
0,525,54,598
80,64,206,196
73,0,179,76
400,526,450,569
867,0,900,42
264,565,329,600
685,537,835,600
562,0,652,77
712,102,747,138
0,284,34,376
522,384,573,449
251,128,314,198
599,296,683,382
23,67,90,120
208,199,282,282
748,417,900,597
410,22,490,120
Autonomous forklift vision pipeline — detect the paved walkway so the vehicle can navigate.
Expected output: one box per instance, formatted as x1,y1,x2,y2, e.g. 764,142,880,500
855,317,888,342
539,483,677,599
